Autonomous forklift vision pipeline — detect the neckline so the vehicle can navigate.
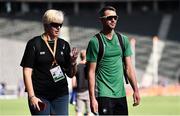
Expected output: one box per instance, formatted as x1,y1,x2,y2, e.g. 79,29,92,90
101,32,115,41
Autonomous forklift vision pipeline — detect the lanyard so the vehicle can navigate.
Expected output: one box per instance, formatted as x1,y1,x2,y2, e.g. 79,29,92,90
42,34,58,66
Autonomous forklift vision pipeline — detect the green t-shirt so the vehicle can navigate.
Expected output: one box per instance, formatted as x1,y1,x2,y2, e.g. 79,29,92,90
86,32,132,98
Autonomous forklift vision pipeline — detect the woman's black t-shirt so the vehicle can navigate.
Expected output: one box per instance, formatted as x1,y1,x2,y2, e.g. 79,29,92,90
20,36,71,100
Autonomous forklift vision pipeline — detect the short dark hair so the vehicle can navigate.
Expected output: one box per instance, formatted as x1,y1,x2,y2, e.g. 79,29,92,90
99,6,116,17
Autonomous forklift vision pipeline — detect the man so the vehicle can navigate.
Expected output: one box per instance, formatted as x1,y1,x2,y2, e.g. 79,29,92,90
86,6,140,115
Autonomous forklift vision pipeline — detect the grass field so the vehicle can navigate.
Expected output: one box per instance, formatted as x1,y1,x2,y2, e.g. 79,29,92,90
0,96,180,115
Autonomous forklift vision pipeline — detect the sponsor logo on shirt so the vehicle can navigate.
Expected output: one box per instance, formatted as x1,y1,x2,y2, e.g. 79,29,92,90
40,51,45,55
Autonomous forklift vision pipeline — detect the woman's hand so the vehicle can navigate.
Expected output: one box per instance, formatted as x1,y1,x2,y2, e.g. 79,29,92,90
29,96,43,111
70,47,79,64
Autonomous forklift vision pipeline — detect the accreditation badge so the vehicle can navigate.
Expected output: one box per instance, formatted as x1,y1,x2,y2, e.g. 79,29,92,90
50,65,65,82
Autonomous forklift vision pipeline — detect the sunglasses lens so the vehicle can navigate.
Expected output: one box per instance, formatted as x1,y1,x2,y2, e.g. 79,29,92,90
106,16,118,20
50,23,62,28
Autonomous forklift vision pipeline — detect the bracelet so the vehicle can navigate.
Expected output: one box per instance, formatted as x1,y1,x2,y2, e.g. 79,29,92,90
29,95,35,100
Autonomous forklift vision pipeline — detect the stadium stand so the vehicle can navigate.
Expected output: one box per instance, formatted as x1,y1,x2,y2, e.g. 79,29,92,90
167,13,180,42
159,41,180,81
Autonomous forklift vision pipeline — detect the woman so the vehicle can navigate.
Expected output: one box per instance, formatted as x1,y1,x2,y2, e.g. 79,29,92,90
20,9,78,115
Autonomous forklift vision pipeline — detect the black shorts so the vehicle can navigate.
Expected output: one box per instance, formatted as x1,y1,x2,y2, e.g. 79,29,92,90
97,96,128,115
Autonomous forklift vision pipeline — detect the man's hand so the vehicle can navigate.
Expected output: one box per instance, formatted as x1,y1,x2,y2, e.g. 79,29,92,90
90,98,99,114
133,91,140,106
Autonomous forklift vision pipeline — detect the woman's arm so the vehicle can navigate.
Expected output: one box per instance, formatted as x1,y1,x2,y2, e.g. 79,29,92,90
23,67,34,98
69,48,79,77
23,67,42,111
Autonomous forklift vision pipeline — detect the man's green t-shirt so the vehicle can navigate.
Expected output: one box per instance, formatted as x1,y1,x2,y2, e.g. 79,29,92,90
86,32,132,98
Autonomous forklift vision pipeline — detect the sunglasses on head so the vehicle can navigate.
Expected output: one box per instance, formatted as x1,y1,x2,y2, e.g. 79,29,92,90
101,15,118,20
50,23,63,28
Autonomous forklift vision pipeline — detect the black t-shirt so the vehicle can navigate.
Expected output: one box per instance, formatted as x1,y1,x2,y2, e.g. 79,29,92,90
20,36,71,100
76,63,88,92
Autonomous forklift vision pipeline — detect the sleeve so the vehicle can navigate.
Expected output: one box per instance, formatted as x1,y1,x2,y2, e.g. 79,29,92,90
86,37,99,62
63,41,72,76
122,35,133,57
20,39,36,68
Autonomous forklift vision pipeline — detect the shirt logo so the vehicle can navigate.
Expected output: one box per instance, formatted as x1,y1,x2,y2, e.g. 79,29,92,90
60,51,64,55
40,51,45,55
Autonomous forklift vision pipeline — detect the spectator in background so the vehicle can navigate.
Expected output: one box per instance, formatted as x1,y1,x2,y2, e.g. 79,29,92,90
72,50,92,116
86,6,140,115
17,79,25,97
0,82,6,95
20,9,78,115
70,78,77,105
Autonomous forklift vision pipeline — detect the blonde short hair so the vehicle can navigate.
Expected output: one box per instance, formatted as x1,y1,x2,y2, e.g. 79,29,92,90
42,9,64,24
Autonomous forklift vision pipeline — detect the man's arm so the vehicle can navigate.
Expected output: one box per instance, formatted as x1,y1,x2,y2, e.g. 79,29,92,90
125,56,141,106
88,62,98,113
